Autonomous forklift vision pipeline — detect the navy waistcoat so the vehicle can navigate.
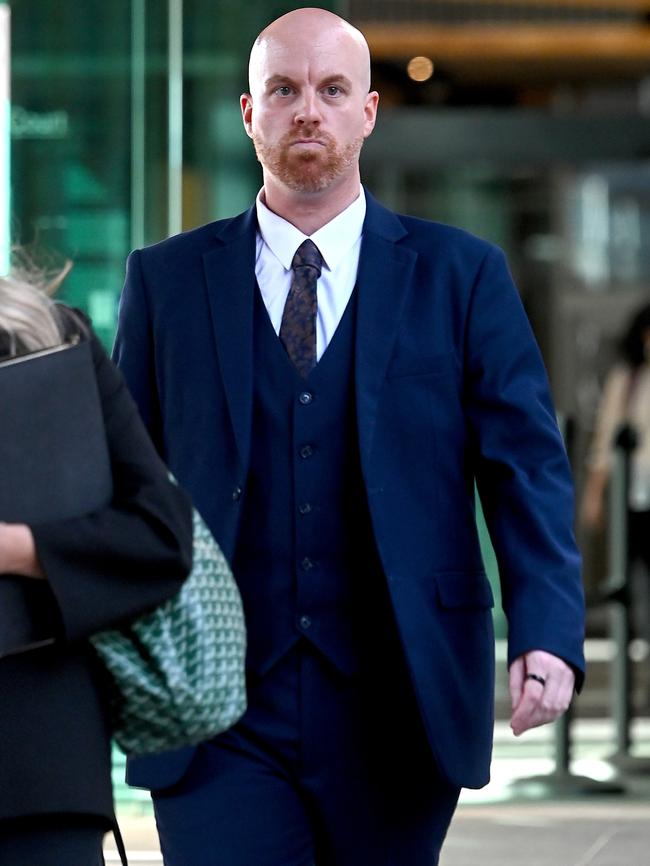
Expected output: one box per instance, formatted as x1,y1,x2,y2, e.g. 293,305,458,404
232,286,386,677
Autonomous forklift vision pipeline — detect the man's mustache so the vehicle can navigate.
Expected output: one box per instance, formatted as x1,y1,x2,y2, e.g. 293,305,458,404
284,127,334,146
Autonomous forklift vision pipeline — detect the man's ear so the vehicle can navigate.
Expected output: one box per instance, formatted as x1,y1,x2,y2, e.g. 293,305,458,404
363,90,379,139
240,93,254,138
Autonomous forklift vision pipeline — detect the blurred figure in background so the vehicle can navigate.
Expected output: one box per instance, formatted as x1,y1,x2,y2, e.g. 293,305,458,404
0,263,192,865
581,301,650,638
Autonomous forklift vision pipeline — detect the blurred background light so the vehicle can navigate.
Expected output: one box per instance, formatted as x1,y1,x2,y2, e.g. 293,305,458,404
406,55,434,82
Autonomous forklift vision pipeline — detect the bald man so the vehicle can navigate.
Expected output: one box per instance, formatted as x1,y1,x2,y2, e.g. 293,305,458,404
114,8,585,865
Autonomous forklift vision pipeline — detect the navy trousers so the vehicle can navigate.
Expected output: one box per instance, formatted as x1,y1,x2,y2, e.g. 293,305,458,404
0,814,107,865
152,643,460,866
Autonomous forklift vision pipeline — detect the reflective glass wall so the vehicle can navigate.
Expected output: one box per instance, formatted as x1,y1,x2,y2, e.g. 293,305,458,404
11,1,133,344
9,0,338,346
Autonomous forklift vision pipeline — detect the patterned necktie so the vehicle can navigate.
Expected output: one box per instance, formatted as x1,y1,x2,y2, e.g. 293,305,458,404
279,239,323,378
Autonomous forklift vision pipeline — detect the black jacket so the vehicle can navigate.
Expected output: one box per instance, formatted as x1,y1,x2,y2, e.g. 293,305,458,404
0,310,192,823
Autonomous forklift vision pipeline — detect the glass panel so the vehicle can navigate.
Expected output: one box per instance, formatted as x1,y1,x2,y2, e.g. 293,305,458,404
10,0,134,346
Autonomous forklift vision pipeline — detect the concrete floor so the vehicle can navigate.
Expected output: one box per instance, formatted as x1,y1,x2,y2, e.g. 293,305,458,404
442,801,649,866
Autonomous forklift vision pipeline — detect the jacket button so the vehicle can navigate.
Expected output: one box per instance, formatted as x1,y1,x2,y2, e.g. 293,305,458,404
232,485,242,501
299,444,313,459
299,391,313,405
298,614,312,630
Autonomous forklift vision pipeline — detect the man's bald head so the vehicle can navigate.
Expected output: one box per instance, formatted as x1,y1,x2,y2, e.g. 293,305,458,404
248,7,372,97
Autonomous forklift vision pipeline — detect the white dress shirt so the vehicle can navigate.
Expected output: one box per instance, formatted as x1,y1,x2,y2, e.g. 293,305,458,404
254,188,366,361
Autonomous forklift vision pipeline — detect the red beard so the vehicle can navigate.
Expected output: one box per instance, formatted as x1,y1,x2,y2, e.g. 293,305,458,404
253,126,363,193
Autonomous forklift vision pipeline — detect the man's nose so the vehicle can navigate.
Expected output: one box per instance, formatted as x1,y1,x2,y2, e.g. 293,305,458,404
294,91,321,125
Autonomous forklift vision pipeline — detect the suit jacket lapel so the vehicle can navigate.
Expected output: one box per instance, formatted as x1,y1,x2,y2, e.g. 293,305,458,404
200,196,416,476
355,193,417,474
202,207,257,470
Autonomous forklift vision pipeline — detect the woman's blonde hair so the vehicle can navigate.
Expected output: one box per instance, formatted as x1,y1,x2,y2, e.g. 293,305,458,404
0,255,72,357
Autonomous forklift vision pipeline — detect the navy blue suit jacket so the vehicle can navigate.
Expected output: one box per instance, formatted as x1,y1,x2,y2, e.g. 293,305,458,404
114,191,585,791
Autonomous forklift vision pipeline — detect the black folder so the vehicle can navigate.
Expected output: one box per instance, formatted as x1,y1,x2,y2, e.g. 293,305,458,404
0,339,113,657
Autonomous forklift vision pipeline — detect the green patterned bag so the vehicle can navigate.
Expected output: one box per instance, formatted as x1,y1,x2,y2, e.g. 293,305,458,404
91,506,247,756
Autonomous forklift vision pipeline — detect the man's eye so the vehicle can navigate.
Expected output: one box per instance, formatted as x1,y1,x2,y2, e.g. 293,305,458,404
274,86,293,97
324,86,341,96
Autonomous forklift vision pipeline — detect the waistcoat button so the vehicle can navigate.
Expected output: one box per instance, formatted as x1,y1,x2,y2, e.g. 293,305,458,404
298,614,312,630
232,485,242,501
298,502,312,515
299,391,313,405
299,444,313,459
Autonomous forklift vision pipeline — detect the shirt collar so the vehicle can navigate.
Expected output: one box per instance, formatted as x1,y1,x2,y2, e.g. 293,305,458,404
255,187,366,272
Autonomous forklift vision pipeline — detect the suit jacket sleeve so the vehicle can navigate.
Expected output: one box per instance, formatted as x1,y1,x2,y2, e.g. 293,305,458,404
465,246,585,681
29,325,193,643
112,248,165,455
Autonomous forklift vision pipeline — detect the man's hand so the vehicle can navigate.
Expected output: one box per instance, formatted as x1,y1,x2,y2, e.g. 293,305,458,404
509,649,575,736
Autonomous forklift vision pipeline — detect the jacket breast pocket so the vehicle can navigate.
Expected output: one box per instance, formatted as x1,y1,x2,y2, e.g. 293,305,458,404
386,352,456,381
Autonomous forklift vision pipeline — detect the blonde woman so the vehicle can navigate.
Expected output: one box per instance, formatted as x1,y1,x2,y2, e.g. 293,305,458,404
0,266,192,865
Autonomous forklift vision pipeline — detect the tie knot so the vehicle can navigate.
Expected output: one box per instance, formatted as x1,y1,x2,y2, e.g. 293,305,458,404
292,239,322,277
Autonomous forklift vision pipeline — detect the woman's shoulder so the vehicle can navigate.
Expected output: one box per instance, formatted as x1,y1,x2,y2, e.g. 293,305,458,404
53,302,95,346
52,304,114,384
